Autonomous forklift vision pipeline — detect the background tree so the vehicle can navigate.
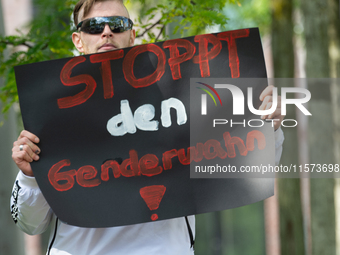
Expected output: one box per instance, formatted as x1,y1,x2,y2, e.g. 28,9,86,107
329,0,340,253
270,0,305,255
301,0,337,254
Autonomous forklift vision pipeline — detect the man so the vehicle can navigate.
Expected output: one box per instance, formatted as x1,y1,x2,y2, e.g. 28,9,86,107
11,0,285,254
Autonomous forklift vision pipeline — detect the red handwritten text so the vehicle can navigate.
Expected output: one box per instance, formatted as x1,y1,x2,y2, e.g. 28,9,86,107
58,30,250,108
48,130,265,191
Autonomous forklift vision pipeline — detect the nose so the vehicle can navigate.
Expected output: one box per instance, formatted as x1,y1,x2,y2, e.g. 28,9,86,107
101,24,113,38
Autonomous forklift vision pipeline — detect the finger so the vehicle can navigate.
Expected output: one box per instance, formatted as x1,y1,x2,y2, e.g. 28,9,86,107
265,102,273,110
16,144,40,161
18,130,40,144
15,137,41,154
261,102,273,119
12,150,31,164
268,97,284,120
12,145,39,163
268,104,284,119
20,150,34,163
259,96,273,110
12,151,34,176
259,85,274,101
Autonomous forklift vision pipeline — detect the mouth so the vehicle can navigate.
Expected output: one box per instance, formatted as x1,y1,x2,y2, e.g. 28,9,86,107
98,43,117,51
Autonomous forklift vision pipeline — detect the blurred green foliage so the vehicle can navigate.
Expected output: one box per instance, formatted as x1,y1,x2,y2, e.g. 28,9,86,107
0,0,240,113
222,0,271,35
0,0,76,113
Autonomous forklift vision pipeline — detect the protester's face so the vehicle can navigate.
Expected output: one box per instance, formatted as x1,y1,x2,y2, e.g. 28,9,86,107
72,1,135,54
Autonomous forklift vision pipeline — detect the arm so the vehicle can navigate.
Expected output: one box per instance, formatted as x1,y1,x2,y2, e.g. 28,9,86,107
10,171,53,235
10,130,53,235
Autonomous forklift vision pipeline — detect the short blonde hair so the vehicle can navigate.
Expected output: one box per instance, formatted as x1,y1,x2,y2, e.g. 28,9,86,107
73,0,126,27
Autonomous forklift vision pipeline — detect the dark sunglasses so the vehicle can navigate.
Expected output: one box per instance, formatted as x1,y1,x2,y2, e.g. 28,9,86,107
76,16,133,34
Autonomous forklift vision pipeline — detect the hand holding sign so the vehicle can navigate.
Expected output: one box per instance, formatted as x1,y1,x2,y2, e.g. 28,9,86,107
12,130,40,177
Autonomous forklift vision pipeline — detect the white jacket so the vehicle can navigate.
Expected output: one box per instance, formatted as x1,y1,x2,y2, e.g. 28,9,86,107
10,128,284,255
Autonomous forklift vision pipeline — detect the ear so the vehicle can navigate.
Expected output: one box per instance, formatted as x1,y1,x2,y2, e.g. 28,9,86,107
129,29,136,47
72,32,85,53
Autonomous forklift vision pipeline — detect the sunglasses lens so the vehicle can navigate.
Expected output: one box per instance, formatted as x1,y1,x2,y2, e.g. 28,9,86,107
79,16,133,34
81,18,104,34
109,17,124,33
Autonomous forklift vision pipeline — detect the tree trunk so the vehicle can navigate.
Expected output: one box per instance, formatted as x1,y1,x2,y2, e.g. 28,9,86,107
301,0,336,255
328,0,340,254
271,0,305,254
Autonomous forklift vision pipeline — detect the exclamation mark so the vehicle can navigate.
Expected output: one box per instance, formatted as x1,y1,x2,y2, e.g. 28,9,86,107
140,185,166,221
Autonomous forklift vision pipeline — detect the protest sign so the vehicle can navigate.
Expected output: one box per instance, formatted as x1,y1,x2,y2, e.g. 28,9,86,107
15,28,275,227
